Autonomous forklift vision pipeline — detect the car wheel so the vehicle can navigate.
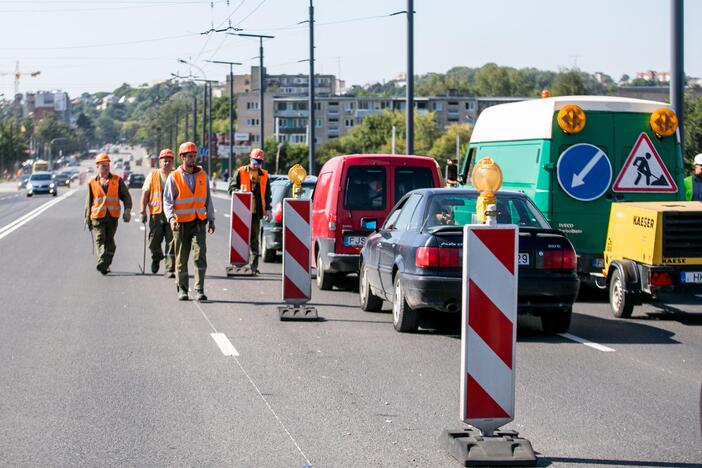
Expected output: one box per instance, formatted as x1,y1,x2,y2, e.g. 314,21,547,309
52,191,57,197
392,274,418,332
315,249,334,290
359,261,383,312
540,308,572,334
609,269,634,318
262,230,276,263
26,193,32,197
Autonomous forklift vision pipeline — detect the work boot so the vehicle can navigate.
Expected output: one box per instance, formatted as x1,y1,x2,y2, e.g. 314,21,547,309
97,265,107,275
178,288,189,301
165,270,175,278
195,290,208,302
151,259,160,274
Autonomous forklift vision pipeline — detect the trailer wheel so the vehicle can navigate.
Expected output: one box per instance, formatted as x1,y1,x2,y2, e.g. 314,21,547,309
609,269,634,318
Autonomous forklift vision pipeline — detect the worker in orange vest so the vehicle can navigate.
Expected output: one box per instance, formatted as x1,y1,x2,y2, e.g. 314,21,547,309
84,153,133,275
140,148,176,276
228,148,271,274
163,142,215,301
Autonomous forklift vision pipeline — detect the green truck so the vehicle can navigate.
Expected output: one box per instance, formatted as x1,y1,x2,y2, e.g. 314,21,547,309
461,96,684,285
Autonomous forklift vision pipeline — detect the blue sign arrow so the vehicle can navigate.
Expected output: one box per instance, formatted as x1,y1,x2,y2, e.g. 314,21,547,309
556,143,612,201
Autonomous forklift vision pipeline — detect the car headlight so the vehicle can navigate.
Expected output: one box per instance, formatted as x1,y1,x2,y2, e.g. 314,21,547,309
26,183,33,190
49,183,55,188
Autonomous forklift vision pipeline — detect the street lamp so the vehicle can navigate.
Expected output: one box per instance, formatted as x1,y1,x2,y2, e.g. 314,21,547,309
207,59,241,180
49,137,69,167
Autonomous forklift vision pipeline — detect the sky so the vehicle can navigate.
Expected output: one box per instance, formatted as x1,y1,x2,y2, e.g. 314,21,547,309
0,0,699,98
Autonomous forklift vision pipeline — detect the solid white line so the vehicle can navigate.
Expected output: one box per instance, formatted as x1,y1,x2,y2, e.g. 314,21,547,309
559,333,616,352
210,333,239,356
0,189,76,241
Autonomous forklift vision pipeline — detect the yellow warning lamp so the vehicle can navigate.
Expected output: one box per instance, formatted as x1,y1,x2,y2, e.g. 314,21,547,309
541,89,551,98
471,157,503,224
287,163,307,198
649,107,678,138
557,104,586,134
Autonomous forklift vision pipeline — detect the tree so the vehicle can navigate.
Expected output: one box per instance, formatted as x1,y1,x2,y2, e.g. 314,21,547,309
475,63,512,96
684,95,702,171
550,70,587,96
619,74,630,84
0,121,28,174
428,123,472,166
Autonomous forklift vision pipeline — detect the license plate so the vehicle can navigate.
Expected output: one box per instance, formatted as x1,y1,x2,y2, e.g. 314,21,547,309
681,271,702,284
344,235,366,247
518,252,530,265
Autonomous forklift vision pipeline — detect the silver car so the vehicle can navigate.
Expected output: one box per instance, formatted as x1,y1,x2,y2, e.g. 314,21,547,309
26,172,57,197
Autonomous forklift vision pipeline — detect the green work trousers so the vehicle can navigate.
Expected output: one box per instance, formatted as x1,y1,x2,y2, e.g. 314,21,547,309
250,215,261,269
149,213,174,272
92,217,118,271
174,220,207,293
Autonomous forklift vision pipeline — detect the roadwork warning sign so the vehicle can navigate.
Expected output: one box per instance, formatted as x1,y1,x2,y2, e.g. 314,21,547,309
613,132,677,193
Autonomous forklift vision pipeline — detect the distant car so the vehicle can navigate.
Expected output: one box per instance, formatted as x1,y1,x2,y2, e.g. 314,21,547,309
359,188,580,333
26,172,57,197
65,169,81,181
126,172,145,188
17,175,30,190
54,172,71,187
261,176,317,262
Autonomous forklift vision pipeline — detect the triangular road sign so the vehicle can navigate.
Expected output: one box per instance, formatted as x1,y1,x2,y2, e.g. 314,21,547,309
612,132,677,192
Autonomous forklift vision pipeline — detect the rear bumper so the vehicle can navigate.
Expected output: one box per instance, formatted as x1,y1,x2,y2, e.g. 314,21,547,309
400,272,580,314
326,253,359,273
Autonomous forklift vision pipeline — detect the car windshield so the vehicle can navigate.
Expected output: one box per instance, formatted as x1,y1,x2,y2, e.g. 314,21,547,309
285,183,315,199
131,174,144,180
423,193,550,229
30,174,52,181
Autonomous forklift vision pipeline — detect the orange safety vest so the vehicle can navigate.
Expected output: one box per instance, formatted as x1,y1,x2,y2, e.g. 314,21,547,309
90,176,122,220
148,170,164,215
172,168,208,222
238,166,268,211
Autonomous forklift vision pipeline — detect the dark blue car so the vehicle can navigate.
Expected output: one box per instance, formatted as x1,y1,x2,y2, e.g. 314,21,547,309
359,188,579,333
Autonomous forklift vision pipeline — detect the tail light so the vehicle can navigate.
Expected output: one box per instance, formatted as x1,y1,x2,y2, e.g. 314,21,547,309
416,247,460,268
328,213,337,231
273,202,283,222
542,249,577,270
650,271,673,286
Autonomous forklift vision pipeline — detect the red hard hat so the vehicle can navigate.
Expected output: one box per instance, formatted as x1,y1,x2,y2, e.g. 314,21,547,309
178,141,198,155
250,148,265,161
95,153,111,164
159,148,174,159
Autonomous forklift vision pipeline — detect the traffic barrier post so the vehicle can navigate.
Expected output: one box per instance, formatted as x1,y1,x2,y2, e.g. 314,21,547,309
225,191,253,276
440,224,536,466
278,198,317,321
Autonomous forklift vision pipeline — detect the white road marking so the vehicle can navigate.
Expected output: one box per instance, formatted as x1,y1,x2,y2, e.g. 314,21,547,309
139,226,146,231
210,333,239,356
559,333,616,352
223,214,230,218
0,189,76,241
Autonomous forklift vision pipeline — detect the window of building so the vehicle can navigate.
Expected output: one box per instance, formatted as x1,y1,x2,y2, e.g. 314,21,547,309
328,117,338,123
315,119,323,128
465,102,476,111
246,101,259,110
277,102,287,111
315,102,322,110
417,102,427,109
358,101,370,110
432,102,443,111
344,102,354,112
345,119,354,128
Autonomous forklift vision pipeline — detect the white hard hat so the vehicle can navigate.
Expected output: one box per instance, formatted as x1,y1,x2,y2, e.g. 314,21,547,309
695,153,702,166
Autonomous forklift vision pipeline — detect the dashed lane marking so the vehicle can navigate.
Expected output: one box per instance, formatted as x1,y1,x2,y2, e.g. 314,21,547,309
0,189,76,241
210,333,239,356
559,333,616,352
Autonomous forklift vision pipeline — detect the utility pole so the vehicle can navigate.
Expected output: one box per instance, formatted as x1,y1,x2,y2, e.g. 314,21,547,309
192,89,197,145
671,0,684,153
229,33,274,153
308,0,316,175
207,81,213,177
406,0,414,155
208,60,242,180
202,82,208,150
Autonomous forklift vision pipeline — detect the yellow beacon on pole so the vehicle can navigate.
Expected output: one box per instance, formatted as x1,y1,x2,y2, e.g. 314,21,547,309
471,157,503,224
287,164,307,199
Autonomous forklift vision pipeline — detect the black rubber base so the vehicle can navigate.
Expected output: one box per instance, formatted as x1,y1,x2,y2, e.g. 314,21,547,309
225,265,255,277
440,427,537,466
278,305,319,321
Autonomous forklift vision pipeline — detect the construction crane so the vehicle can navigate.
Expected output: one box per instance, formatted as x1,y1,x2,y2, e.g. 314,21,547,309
0,61,41,121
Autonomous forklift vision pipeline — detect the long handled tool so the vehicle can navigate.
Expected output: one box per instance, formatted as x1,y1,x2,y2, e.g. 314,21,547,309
138,222,147,274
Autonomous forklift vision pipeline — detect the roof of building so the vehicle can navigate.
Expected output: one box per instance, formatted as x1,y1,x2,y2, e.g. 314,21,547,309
470,95,671,143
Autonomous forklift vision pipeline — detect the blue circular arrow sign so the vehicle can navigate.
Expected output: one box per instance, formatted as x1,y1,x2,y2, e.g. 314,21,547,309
556,143,612,201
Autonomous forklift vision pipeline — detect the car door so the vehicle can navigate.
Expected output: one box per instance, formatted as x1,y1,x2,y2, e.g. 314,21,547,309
377,199,406,298
379,193,423,293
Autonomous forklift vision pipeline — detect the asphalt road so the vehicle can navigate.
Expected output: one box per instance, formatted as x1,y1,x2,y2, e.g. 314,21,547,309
0,157,700,467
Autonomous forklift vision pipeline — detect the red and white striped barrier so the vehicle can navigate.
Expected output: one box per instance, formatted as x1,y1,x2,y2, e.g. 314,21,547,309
460,225,518,435
282,198,311,304
229,191,252,267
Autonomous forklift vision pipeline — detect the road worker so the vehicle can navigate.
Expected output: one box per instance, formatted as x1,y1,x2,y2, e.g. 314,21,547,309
684,153,702,201
140,148,176,276
163,142,215,301
84,153,133,275
228,148,272,275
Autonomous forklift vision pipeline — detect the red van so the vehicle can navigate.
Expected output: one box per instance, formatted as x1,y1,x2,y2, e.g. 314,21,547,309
312,154,442,290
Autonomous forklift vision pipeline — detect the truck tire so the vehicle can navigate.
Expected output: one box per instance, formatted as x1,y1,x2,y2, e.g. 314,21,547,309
392,275,418,332
359,261,383,312
609,269,634,318
541,308,572,334
316,249,334,290
261,231,276,263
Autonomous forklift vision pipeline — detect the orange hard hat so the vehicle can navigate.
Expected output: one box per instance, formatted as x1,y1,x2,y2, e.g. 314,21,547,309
178,141,198,155
159,148,174,159
250,148,265,161
95,153,111,164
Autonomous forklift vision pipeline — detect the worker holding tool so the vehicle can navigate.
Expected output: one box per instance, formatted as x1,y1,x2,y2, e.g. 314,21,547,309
163,142,215,302
140,148,176,276
84,153,132,275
